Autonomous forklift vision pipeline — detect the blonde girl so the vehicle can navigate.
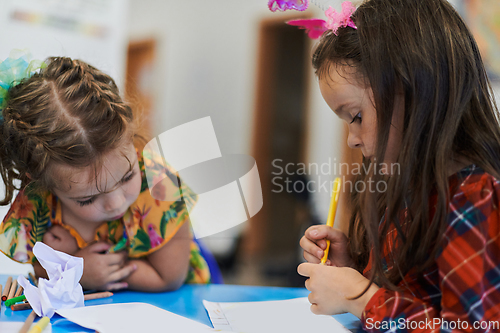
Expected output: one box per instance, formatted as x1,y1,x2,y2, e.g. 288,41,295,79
0,56,210,291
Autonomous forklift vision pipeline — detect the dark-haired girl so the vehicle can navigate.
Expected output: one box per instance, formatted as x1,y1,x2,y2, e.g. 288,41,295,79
298,0,500,330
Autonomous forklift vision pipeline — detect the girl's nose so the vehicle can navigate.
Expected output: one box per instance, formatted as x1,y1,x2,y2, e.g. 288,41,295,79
347,132,362,149
104,190,126,212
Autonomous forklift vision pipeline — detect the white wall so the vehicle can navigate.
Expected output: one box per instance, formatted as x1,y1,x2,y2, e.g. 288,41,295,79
128,0,263,154
0,0,129,88
126,0,345,232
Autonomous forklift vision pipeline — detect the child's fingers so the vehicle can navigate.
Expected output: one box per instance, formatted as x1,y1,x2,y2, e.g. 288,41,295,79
42,226,65,246
107,263,126,274
300,235,326,259
42,231,56,243
303,250,322,264
104,282,129,291
305,225,330,240
87,241,112,253
297,262,315,278
108,263,137,283
103,251,128,266
42,225,79,254
48,225,70,239
305,225,345,243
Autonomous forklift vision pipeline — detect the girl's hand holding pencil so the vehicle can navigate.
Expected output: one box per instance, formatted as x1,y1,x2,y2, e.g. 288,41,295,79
300,225,354,268
298,177,379,318
300,178,354,268
320,178,342,264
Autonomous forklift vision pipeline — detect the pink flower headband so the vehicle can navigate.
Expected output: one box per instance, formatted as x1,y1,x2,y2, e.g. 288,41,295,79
268,0,358,39
268,0,309,12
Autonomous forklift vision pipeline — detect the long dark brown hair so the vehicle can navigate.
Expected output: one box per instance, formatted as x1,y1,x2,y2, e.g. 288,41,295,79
0,57,138,204
313,0,500,291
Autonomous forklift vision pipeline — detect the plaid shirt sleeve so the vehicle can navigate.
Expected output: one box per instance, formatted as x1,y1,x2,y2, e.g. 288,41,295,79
360,169,500,332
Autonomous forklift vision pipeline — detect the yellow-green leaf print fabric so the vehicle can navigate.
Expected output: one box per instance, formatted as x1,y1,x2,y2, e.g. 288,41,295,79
0,148,211,284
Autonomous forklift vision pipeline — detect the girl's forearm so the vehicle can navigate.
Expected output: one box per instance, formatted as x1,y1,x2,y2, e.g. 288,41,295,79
123,221,192,292
122,258,188,292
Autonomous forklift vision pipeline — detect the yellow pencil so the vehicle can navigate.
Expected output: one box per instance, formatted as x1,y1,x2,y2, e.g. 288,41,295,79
27,316,49,333
320,177,341,265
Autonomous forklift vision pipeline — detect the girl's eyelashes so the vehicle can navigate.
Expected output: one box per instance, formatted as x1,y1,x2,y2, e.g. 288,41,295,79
350,112,362,124
75,170,135,206
77,197,95,207
121,170,136,183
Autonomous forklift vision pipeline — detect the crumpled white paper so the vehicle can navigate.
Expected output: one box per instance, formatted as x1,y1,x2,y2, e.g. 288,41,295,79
17,242,84,318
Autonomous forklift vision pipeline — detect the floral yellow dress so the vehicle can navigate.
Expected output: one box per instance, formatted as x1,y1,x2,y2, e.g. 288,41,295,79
0,149,211,284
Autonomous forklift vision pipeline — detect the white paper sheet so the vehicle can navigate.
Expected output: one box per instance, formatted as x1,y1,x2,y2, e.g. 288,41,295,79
18,242,84,318
56,302,232,333
203,297,351,333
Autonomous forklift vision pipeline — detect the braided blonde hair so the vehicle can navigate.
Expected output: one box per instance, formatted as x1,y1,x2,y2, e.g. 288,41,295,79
0,57,136,205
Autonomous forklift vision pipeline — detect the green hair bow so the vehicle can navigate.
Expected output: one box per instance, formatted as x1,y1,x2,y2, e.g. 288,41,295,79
0,50,47,120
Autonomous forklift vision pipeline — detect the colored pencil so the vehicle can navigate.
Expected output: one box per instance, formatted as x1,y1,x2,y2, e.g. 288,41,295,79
84,291,113,300
8,279,18,300
11,291,114,311
18,310,37,333
15,286,24,298
27,316,49,333
2,276,12,301
5,295,27,307
11,302,32,311
320,177,342,265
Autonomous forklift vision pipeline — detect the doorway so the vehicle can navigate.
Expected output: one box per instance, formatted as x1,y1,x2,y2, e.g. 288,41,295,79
125,38,156,144
243,18,311,285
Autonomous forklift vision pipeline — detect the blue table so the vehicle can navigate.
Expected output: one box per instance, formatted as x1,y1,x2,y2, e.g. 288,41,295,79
0,275,360,332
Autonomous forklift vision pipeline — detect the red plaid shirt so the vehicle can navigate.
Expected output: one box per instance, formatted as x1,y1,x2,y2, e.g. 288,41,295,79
361,165,500,332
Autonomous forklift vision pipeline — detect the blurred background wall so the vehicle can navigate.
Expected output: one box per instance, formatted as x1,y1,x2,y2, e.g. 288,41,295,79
0,0,498,286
